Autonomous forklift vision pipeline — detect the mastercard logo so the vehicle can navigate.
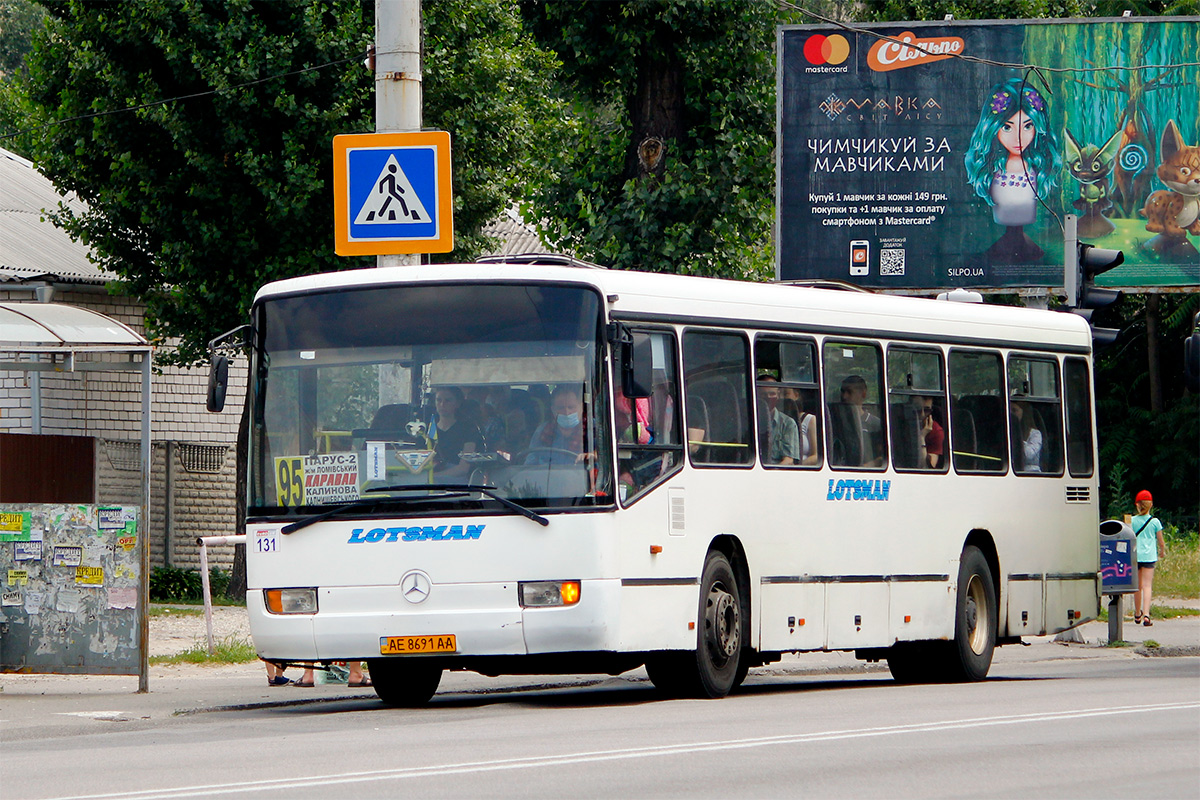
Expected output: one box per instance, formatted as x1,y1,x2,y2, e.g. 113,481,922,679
804,34,850,66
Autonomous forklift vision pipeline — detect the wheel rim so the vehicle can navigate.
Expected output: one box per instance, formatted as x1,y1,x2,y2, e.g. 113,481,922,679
964,573,990,656
705,580,740,664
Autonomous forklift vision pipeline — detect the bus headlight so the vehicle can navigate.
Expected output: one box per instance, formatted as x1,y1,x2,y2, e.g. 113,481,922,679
519,581,581,607
264,588,318,614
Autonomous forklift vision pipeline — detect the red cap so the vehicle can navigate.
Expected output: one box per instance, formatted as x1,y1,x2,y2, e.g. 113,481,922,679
1136,490,1153,503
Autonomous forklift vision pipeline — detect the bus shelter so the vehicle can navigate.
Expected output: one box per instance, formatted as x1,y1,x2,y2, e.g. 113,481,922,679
0,301,153,691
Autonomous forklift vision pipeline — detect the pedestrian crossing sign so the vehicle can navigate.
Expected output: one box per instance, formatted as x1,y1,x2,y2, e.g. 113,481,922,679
333,131,454,256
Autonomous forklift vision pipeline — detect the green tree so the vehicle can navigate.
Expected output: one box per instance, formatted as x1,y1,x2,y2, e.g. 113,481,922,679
0,0,45,78
4,0,560,365
521,0,802,279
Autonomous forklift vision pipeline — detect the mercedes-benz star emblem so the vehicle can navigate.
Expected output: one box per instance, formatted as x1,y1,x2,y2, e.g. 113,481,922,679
400,570,431,604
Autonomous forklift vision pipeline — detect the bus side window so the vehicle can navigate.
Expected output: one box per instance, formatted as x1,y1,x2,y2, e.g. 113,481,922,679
683,331,754,466
616,331,683,503
1063,358,1094,477
948,350,1008,473
823,341,886,470
754,337,821,468
1008,356,1064,476
886,347,947,472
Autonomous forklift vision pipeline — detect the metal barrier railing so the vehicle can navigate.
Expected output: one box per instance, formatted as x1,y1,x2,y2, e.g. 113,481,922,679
196,534,246,654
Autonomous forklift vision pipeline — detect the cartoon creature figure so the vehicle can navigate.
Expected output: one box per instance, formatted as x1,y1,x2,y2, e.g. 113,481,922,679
1064,129,1123,238
964,78,1062,265
1140,119,1200,258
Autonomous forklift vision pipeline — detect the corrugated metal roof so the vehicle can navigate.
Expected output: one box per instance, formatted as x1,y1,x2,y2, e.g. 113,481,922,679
481,207,552,257
0,147,109,285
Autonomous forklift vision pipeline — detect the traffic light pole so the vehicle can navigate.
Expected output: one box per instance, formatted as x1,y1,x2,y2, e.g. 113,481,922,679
1063,213,1079,308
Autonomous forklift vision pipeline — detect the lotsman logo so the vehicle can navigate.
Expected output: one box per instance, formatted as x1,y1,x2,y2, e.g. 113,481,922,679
867,32,963,72
347,524,484,543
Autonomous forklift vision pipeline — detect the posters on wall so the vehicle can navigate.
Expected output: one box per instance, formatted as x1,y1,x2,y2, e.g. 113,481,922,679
777,18,1200,290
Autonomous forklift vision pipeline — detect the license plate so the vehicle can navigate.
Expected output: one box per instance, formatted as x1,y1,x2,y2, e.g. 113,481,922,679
379,634,457,655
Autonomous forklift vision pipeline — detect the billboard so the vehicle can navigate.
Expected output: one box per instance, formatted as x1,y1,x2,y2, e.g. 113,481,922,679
777,18,1200,290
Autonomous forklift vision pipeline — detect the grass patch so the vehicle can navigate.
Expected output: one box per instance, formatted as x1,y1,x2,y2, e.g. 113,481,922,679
1143,639,1160,649
150,635,258,666
1105,639,1131,648
1157,535,1199,599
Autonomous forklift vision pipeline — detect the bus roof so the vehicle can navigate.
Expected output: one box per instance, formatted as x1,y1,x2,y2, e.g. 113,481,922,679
253,262,1093,353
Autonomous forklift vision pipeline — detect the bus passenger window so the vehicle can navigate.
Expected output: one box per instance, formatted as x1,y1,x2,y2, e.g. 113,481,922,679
948,350,1008,474
1063,358,1094,477
684,331,754,466
887,348,947,472
754,338,821,468
823,341,886,469
1008,356,1064,476
616,331,683,503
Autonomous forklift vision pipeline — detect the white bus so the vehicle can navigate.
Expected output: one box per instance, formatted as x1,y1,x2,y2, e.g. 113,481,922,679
216,257,1101,705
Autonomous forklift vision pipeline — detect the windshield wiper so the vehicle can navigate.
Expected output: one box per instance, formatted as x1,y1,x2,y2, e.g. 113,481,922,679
280,483,548,535
363,483,549,527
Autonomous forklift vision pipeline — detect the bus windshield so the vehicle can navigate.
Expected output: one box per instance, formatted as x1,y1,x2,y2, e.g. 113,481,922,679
248,282,612,516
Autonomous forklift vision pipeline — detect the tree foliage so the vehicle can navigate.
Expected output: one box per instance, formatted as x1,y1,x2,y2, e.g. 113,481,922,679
5,0,560,365
0,0,45,78
521,0,798,279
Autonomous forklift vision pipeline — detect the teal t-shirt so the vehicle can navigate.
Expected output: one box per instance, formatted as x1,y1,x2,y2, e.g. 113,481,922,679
1131,514,1162,563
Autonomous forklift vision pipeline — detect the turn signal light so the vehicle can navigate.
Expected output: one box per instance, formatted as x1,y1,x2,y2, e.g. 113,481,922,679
264,588,318,614
519,581,581,607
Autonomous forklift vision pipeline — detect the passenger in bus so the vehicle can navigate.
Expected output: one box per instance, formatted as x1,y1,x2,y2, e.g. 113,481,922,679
913,396,945,469
841,375,883,467
758,375,800,465
1011,400,1042,472
525,385,591,465
430,386,481,479
783,386,819,466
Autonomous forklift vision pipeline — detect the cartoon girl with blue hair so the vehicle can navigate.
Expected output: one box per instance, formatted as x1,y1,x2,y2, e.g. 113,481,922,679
964,77,1062,264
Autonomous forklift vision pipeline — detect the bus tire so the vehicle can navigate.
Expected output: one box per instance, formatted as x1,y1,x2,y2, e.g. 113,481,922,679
366,658,442,707
947,545,997,682
886,641,935,683
644,551,744,699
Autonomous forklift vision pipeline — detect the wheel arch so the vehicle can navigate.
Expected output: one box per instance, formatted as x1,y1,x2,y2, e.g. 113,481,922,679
708,534,752,635
963,528,1001,630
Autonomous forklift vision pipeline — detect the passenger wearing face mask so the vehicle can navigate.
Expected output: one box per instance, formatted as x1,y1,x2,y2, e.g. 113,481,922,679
525,385,591,465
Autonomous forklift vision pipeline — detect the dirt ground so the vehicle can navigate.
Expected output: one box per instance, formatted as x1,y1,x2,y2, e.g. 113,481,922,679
150,606,252,657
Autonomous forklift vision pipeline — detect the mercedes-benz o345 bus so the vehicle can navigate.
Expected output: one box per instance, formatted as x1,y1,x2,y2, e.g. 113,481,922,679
220,258,1101,705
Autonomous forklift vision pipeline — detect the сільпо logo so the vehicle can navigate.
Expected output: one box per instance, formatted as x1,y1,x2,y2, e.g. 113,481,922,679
804,34,850,66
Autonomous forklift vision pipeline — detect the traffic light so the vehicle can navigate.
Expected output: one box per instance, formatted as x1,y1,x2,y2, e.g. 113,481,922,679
1064,241,1123,347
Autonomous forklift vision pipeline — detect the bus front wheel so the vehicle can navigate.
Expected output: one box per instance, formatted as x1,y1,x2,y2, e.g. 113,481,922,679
647,551,743,699
948,545,996,682
367,658,442,707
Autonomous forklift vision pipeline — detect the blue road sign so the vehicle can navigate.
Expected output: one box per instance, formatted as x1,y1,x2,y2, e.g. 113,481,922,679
333,132,453,255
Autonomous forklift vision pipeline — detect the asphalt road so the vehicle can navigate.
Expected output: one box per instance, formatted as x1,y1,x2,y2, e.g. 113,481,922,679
4,656,1197,800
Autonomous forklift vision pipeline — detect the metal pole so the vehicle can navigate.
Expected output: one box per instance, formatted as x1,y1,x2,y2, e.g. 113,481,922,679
1108,594,1123,643
376,0,422,268
138,352,152,693
199,538,214,655
1063,213,1079,307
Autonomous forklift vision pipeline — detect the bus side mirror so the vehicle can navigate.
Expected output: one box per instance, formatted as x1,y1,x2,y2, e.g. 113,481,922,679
622,335,653,399
207,355,229,412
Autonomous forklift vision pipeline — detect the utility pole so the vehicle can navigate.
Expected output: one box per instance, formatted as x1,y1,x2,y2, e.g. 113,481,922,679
376,0,422,268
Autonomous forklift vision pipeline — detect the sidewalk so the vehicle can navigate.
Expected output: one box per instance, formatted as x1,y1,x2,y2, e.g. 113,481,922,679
2,605,1196,742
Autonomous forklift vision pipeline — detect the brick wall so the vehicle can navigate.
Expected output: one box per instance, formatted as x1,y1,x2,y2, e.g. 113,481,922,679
2,289,246,573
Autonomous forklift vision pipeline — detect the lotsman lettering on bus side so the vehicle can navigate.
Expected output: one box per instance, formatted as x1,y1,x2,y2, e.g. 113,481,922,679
826,479,891,501
348,524,486,543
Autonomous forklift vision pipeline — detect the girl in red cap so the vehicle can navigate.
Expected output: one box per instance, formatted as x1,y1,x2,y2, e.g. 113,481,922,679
1131,490,1165,626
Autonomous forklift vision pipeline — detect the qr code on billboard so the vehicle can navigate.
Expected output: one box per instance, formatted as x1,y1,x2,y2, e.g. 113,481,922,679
880,248,905,276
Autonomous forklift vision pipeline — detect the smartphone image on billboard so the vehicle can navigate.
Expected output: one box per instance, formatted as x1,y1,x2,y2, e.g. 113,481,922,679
850,240,869,276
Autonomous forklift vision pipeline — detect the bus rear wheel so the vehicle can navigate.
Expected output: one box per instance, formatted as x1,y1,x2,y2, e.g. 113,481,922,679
947,545,996,682
366,658,442,707
647,551,743,699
